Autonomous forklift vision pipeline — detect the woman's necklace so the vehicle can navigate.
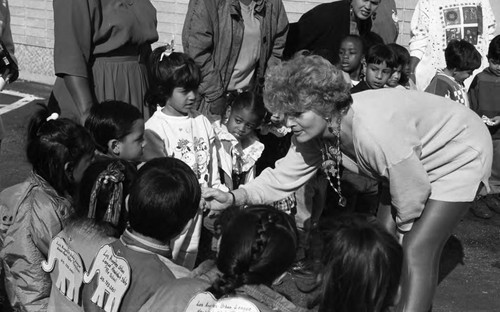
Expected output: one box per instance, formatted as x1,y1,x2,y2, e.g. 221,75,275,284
321,121,347,207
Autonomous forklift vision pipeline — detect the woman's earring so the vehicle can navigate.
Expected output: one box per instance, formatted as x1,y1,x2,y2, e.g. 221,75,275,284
328,126,340,136
327,116,342,137
326,118,334,135
327,123,339,136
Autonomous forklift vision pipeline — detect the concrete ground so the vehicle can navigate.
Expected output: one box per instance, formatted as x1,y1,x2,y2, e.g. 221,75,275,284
0,81,499,311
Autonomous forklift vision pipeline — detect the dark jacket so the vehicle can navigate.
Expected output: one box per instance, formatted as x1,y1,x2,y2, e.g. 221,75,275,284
350,80,371,93
284,0,372,59
468,68,500,139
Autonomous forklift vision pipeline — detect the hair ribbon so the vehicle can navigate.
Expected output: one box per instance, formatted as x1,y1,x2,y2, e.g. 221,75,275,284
88,161,126,226
160,39,175,61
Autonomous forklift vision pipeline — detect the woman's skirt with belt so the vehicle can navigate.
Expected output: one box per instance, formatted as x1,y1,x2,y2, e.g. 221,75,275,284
51,52,150,121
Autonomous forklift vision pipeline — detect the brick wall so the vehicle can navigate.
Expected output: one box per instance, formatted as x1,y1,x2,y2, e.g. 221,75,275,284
8,0,422,85
395,0,418,47
10,0,54,83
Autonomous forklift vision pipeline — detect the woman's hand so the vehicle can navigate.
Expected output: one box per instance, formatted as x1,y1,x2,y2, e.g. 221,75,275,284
202,187,232,211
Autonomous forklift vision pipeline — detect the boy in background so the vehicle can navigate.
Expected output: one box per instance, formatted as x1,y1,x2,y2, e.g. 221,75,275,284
339,35,365,87
351,44,396,93
468,35,500,219
425,40,481,107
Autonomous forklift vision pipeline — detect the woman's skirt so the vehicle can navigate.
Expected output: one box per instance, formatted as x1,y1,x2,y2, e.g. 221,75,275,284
52,55,149,122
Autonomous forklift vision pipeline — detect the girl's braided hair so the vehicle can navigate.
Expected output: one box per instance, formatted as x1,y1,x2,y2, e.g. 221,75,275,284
208,205,298,299
74,159,137,236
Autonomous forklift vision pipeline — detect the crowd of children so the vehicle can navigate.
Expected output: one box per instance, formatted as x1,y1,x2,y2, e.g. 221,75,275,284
1,22,500,312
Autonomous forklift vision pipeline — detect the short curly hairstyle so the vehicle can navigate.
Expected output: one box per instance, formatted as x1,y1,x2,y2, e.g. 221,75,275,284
263,53,352,119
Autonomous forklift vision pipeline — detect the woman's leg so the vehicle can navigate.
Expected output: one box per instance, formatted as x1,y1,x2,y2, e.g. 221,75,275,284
396,199,470,312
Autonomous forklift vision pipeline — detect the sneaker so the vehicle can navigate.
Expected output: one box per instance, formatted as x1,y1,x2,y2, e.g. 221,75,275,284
483,194,500,214
470,198,493,219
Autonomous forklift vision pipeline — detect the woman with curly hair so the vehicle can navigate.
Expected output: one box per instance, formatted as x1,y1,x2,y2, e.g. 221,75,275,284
203,53,492,311
138,205,306,312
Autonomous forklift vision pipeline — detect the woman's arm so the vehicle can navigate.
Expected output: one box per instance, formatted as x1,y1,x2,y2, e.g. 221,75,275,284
387,152,431,232
203,137,322,209
357,124,431,232
63,75,94,123
53,0,94,122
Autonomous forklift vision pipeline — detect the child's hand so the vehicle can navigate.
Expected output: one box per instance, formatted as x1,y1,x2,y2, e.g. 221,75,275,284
201,187,232,211
490,116,500,126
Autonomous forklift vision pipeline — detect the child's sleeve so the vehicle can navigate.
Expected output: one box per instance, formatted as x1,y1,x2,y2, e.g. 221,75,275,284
143,129,168,161
468,75,481,114
244,166,256,185
207,121,228,192
425,77,452,99
242,138,265,185
53,0,93,78
30,195,65,256
409,0,430,61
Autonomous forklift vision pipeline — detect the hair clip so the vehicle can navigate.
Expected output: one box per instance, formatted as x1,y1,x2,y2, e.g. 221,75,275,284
160,39,175,61
46,112,59,121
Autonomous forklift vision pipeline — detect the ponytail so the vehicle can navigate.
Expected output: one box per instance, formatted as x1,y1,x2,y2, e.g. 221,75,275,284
26,104,95,196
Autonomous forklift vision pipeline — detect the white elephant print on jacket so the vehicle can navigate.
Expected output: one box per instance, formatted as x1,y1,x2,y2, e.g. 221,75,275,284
83,244,131,312
41,236,84,304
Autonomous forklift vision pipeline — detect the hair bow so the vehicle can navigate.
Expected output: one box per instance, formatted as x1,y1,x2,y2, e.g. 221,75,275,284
160,39,175,61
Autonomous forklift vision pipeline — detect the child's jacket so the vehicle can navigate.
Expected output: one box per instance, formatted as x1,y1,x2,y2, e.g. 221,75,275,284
0,172,73,312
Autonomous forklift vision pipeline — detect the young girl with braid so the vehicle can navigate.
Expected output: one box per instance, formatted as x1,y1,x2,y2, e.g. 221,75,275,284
46,159,137,311
138,205,308,312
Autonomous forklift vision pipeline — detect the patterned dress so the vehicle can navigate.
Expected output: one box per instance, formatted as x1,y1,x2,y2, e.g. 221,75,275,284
409,0,495,90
